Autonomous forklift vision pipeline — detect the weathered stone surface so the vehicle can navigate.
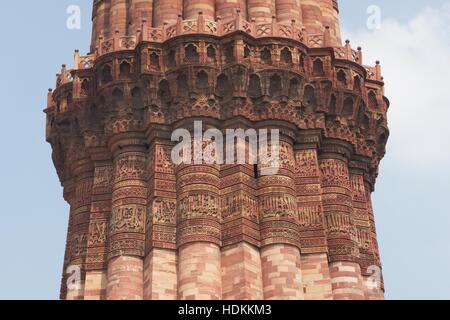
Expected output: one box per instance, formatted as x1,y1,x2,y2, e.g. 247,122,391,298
48,0,388,300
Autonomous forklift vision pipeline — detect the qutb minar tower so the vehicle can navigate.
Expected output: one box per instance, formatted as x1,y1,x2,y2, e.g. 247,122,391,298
45,0,389,300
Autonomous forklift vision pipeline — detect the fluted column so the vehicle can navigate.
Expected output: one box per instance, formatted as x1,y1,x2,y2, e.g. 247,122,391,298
153,0,183,27
67,158,95,300
248,0,276,25
364,180,385,300
275,0,302,24
144,127,178,300
91,0,112,52
349,160,373,300
294,133,332,300
318,0,341,45
258,129,304,300
60,181,75,300
319,140,364,300
184,0,215,21
301,0,324,35
176,127,222,300
128,0,154,35
107,134,147,300
221,122,263,300
84,158,113,300
110,0,129,36
216,0,247,21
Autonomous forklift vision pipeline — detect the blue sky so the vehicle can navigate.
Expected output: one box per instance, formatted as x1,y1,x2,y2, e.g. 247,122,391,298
0,0,449,300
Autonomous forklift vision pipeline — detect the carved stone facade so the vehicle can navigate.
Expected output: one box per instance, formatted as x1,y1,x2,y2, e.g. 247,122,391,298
46,0,388,300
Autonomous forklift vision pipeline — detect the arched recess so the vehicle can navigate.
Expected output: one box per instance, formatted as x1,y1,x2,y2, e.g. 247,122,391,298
337,69,347,87
313,58,325,76
260,47,271,64
150,52,160,70
224,43,234,64
353,75,362,92
100,64,113,84
329,94,337,114
280,48,293,64
248,74,262,98
132,87,144,109
119,60,131,78
184,44,199,63
207,45,217,63
81,79,90,96
167,49,177,68
368,91,379,109
196,71,209,92
158,80,172,106
112,88,124,108
98,95,106,108
303,85,317,112
342,97,354,117
269,74,282,97
289,78,300,99
177,73,189,96
216,74,232,98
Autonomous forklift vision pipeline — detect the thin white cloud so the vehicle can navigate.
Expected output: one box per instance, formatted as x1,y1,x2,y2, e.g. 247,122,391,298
343,3,450,168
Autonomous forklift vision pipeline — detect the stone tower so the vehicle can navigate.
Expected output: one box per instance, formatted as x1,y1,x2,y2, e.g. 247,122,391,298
45,0,389,300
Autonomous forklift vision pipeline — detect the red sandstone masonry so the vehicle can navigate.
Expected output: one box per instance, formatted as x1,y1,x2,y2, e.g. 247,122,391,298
90,0,344,48
50,0,388,301
301,0,324,34
66,283,85,301
61,189,74,300
318,0,341,45
178,243,222,300
216,0,248,21
65,159,94,300
222,243,264,300
184,0,215,21
301,253,333,300
84,271,107,300
107,256,144,300
144,249,178,300
84,161,113,298
329,261,365,300
261,244,304,300
247,0,276,24
129,0,155,35
153,0,182,27
364,181,385,299
363,275,385,300
276,0,303,24
110,0,128,36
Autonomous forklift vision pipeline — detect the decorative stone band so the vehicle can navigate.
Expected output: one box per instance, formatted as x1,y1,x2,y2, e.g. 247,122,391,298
220,165,260,247
86,161,113,273
146,137,178,252
52,33,381,108
64,158,94,300
258,131,300,248
109,137,148,259
60,181,75,300
319,140,359,263
91,0,341,46
176,164,222,246
295,147,328,254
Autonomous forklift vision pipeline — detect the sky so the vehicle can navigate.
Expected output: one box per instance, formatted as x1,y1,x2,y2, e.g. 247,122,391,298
0,0,449,300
